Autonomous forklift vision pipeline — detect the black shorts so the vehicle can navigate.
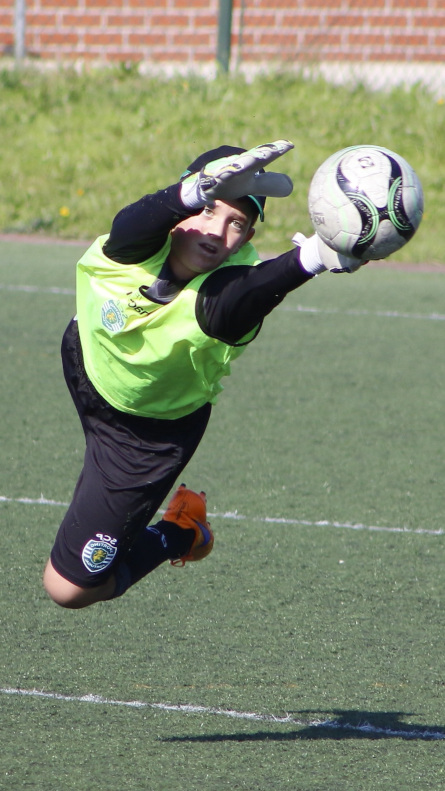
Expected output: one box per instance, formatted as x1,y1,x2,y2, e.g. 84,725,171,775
50,319,211,588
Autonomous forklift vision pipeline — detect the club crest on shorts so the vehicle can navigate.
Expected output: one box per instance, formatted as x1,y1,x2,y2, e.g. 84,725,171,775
82,537,117,573
101,299,125,332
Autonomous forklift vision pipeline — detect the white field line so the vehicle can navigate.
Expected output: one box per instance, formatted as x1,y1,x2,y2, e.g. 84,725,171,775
0,686,443,740
2,282,445,322
281,304,445,322
0,283,75,295
0,493,443,536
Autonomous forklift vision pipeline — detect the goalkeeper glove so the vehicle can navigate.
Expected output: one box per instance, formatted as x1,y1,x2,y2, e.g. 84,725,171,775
293,233,368,275
181,140,294,210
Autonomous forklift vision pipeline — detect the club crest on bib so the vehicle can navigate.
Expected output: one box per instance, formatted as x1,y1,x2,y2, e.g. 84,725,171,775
101,299,126,332
82,537,117,573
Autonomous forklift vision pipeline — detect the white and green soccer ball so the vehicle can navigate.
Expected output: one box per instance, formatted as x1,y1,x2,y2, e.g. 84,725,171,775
308,145,424,260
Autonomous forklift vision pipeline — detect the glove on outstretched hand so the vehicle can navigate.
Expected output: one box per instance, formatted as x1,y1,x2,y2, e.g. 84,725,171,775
293,232,368,275
181,140,294,209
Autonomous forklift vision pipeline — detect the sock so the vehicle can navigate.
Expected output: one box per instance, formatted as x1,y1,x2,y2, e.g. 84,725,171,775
111,519,195,598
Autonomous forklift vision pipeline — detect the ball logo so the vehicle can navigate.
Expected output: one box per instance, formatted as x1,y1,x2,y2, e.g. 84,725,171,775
82,538,117,573
311,211,325,227
357,155,375,170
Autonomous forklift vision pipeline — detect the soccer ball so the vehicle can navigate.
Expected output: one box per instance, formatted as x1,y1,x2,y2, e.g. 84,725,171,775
308,145,424,260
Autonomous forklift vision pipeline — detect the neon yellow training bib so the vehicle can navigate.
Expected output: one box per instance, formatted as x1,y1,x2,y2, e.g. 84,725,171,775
76,234,261,419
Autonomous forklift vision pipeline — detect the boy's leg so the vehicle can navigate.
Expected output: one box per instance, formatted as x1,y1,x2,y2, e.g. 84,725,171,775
44,320,212,608
44,414,211,608
110,485,214,598
44,482,213,607
43,559,116,608
43,510,198,607
43,485,213,607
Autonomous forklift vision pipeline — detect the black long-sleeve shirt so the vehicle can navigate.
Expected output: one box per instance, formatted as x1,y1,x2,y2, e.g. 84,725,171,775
102,184,313,345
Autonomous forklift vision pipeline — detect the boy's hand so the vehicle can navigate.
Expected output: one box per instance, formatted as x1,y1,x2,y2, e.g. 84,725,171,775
293,233,368,275
181,140,294,209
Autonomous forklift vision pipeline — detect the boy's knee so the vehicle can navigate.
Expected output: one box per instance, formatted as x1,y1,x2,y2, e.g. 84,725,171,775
42,560,114,609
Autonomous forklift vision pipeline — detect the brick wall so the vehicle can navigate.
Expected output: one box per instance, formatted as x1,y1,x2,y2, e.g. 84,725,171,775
0,0,444,66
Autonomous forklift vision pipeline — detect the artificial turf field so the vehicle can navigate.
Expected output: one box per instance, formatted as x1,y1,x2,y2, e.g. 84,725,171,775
0,238,444,790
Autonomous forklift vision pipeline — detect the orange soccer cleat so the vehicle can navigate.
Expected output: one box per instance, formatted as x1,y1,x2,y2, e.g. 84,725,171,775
163,484,214,567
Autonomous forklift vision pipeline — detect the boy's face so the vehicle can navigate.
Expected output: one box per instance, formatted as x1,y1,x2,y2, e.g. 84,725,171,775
169,199,256,281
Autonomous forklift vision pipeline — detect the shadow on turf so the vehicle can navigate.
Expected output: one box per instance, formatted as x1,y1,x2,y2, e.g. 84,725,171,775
162,709,445,742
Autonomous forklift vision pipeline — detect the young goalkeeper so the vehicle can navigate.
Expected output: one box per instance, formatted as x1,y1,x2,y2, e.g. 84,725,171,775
43,140,366,609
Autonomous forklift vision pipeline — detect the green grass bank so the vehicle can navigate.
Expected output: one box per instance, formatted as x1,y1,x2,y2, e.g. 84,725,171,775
0,66,443,263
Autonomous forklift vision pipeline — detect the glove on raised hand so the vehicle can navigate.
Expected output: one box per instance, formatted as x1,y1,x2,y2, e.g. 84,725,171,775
293,232,367,275
181,140,294,210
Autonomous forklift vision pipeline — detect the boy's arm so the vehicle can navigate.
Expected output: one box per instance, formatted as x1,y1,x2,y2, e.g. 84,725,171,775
198,234,366,344
103,141,294,264
102,184,197,263
197,248,313,344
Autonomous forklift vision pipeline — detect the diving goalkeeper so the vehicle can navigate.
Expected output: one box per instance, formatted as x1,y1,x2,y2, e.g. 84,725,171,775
43,140,365,609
